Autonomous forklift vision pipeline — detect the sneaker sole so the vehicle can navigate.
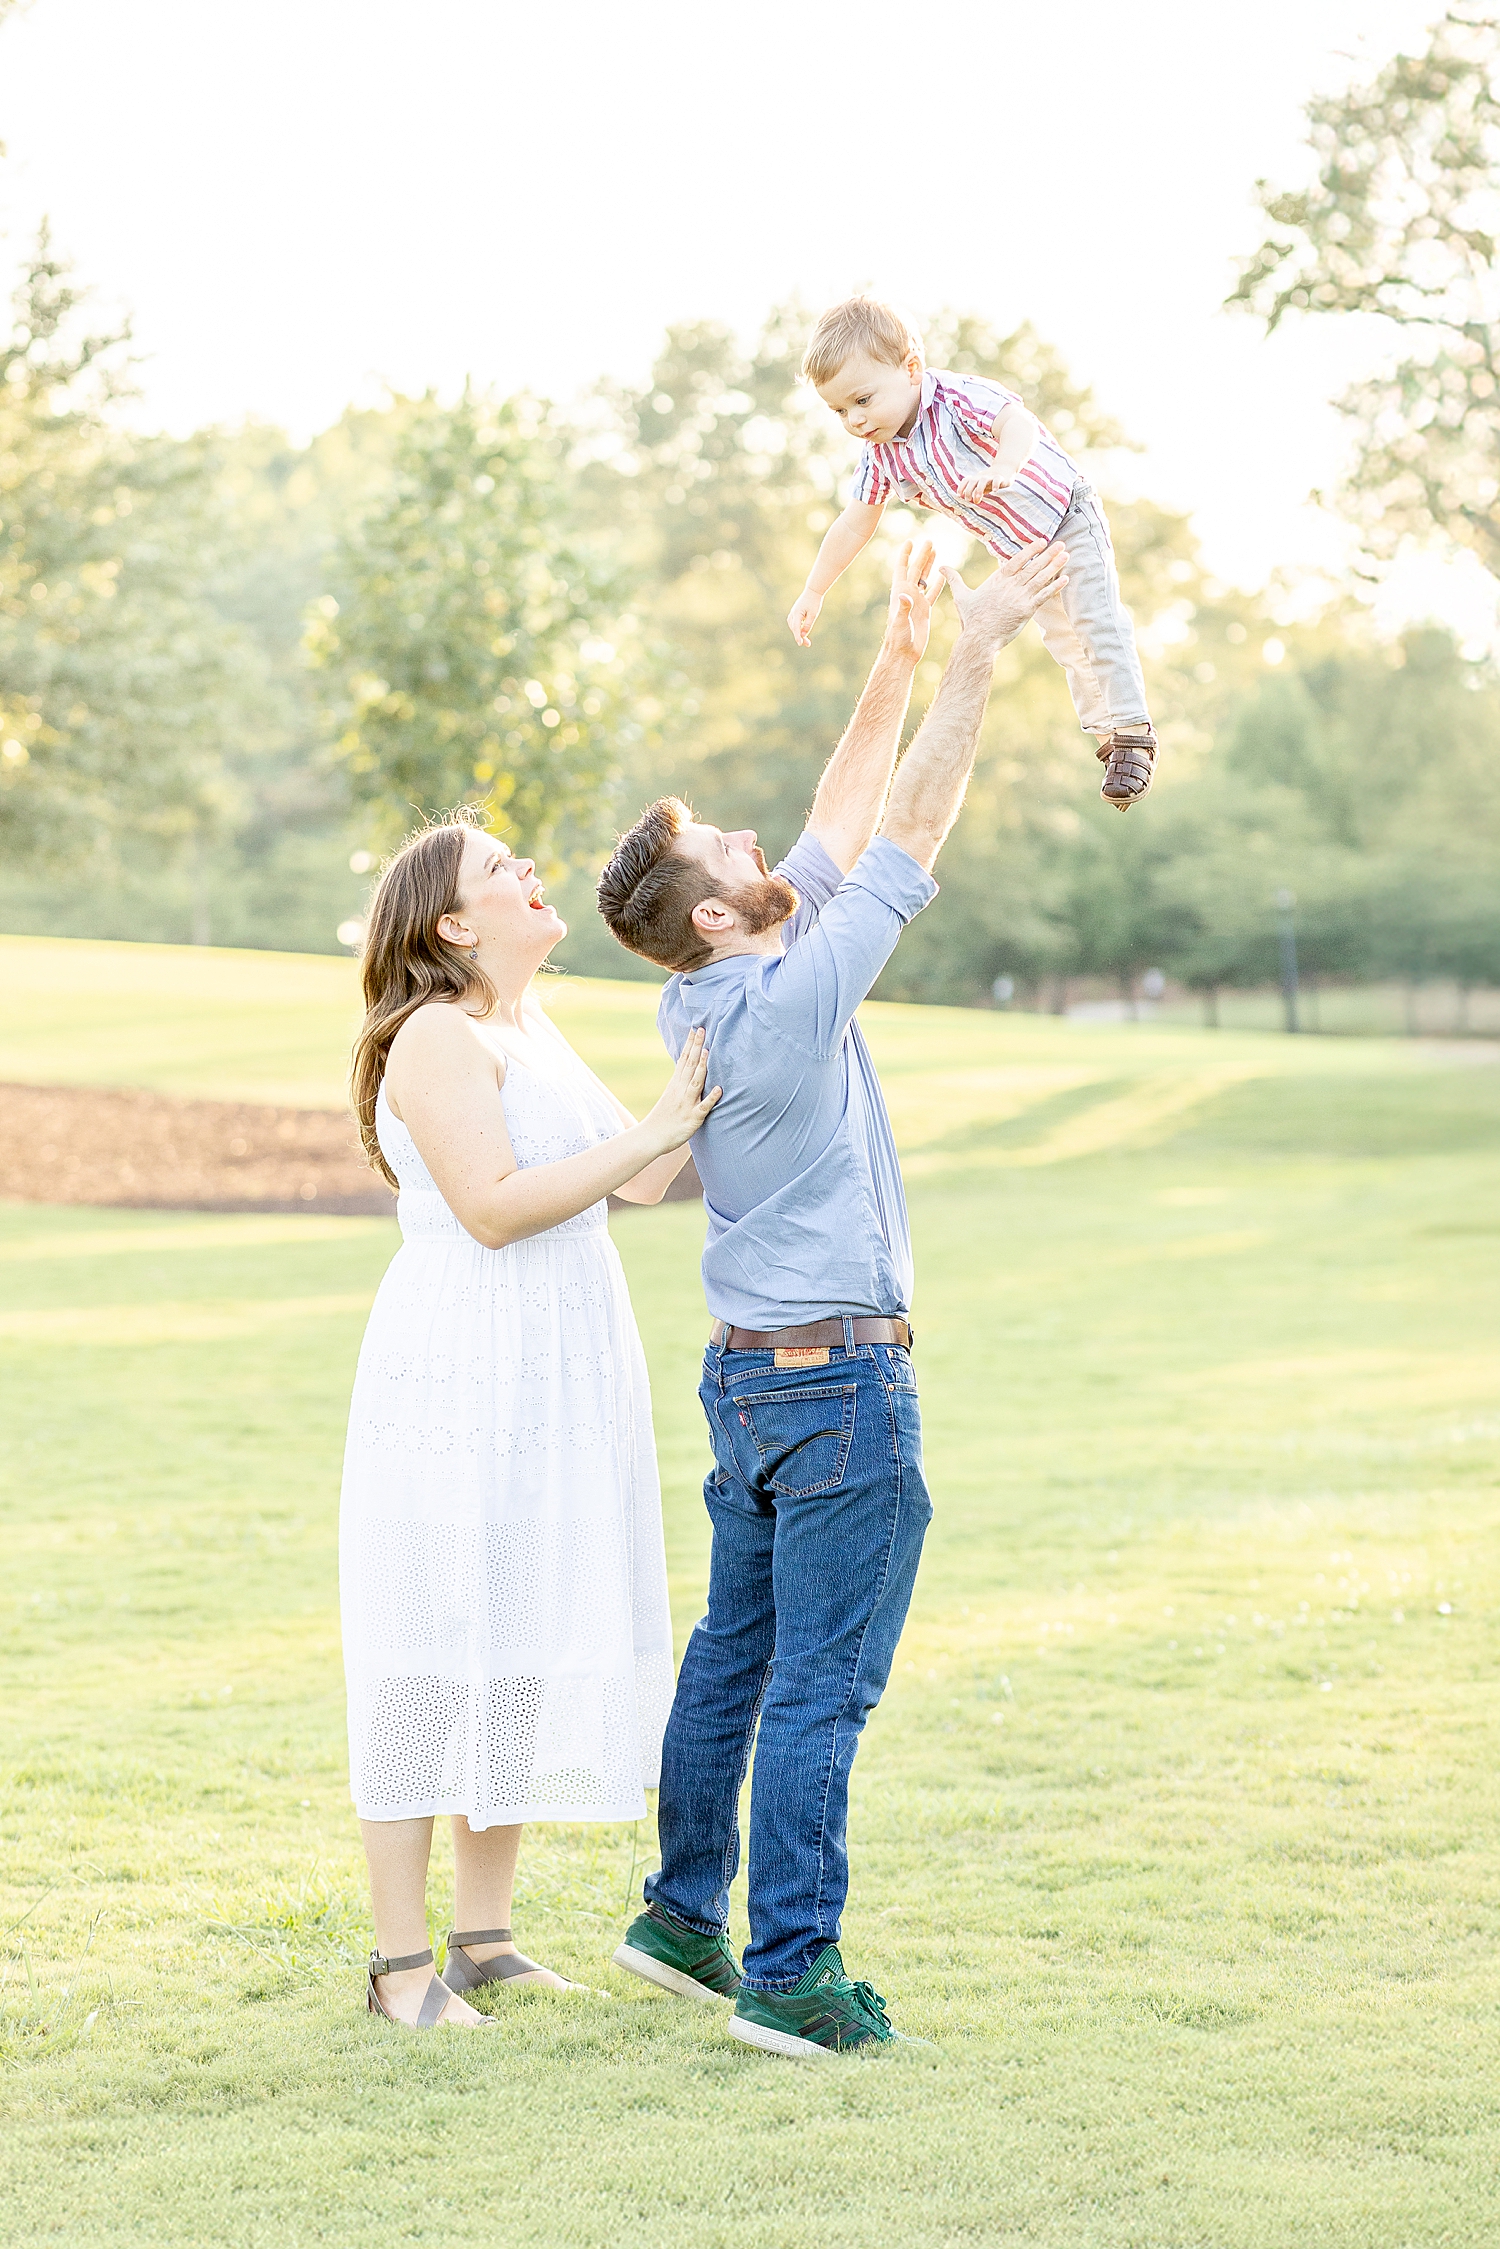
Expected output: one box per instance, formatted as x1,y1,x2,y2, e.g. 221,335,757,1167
728,2014,837,2061
611,1943,732,2005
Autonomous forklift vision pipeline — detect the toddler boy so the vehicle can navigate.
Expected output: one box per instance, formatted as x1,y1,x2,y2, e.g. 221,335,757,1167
788,296,1156,810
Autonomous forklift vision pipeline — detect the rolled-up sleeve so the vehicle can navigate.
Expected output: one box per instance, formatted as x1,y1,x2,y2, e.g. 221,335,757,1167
773,831,843,945
752,838,937,1059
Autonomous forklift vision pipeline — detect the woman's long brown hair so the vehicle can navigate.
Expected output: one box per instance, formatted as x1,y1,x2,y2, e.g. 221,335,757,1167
350,808,497,1190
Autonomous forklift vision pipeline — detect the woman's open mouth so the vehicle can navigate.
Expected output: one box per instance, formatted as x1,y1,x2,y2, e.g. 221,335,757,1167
527,883,548,911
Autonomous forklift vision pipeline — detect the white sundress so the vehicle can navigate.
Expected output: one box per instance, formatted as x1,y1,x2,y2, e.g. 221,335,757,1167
339,1042,675,1828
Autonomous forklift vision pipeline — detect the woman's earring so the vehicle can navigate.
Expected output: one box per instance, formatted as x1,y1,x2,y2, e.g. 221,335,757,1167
468,942,479,964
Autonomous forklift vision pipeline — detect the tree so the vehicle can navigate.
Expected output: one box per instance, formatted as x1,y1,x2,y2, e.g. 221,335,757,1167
1151,623,1500,1001
1229,7,1500,574
306,390,667,861
0,234,275,901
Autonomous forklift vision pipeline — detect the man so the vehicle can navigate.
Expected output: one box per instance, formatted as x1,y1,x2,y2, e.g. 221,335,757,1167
596,533,1067,2058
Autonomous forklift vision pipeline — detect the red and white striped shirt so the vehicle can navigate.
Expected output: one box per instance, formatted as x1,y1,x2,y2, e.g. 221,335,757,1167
850,368,1077,555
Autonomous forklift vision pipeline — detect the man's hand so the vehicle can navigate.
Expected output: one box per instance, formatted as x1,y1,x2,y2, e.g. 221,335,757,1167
879,540,1068,874
787,588,823,646
882,537,944,665
940,540,1067,652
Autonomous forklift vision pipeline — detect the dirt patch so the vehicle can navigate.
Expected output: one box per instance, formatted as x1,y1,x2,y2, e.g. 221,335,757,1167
0,1082,700,1215
0,1082,394,1214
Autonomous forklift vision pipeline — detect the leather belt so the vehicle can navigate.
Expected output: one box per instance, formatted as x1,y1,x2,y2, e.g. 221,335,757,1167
709,1316,912,1353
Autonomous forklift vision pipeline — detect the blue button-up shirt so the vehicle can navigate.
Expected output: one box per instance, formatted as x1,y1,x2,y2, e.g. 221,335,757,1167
656,831,938,1329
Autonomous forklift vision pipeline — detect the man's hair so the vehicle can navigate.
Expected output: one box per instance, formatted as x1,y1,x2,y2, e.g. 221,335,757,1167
596,797,722,972
802,296,924,388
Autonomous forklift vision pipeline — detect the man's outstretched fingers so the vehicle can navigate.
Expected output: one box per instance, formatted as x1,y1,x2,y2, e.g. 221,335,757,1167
1011,544,1066,604
1013,537,1061,578
895,536,933,593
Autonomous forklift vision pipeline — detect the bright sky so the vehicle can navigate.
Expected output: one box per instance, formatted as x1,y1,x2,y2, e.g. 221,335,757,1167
3,0,1496,642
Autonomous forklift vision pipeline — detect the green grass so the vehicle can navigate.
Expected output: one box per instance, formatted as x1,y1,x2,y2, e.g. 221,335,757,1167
0,932,681,1114
3,940,1499,2246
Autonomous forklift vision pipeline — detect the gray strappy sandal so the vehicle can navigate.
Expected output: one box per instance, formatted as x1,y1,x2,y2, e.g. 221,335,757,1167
442,1926,574,1994
367,1945,495,2028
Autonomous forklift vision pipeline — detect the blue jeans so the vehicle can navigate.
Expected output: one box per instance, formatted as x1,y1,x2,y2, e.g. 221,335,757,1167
645,1333,932,1990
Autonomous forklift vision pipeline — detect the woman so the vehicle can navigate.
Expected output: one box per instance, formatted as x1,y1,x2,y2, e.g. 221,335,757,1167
342,808,718,2029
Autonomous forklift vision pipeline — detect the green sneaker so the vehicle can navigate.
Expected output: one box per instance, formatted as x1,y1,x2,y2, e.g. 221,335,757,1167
613,1900,742,2003
728,1945,897,2059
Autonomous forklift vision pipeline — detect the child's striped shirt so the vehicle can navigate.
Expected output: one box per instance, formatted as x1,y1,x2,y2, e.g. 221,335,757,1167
850,368,1078,556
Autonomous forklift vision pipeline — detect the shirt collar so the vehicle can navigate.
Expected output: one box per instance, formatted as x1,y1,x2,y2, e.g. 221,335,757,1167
888,367,937,450
678,952,760,989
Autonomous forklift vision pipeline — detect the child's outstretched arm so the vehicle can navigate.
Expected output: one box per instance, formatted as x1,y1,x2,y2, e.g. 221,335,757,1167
787,498,885,645
953,403,1041,503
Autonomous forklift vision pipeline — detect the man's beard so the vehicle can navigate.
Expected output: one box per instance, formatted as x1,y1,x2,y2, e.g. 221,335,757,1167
727,870,799,935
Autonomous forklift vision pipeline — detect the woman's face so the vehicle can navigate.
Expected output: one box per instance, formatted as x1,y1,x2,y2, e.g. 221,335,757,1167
448,827,566,962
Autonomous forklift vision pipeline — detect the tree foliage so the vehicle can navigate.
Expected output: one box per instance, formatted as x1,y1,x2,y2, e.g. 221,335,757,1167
306,391,667,861
0,235,278,876
1229,7,1500,572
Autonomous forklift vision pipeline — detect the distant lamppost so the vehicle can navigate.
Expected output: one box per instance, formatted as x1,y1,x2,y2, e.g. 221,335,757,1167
1275,888,1300,1034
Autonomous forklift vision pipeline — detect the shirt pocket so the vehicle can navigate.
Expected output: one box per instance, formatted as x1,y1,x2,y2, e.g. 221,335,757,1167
731,1383,858,1496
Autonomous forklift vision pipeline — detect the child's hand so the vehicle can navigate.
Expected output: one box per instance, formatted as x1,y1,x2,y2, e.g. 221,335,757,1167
954,470,1013,503
787,589,823,646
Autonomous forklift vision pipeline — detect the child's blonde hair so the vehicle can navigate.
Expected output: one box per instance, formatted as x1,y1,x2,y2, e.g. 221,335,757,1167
801,296,924,388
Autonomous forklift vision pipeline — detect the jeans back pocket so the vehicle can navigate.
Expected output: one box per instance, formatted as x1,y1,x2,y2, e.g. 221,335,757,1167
730,1383,858,1496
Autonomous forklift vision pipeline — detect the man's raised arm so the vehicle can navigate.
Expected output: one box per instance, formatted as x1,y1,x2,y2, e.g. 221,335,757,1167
879,543,1068,874
803,539,940,874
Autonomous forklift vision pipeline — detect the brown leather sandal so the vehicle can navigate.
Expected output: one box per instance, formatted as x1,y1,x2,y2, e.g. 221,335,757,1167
442,1926,576,1994
1097,726,1157,810
366,1944,496,2028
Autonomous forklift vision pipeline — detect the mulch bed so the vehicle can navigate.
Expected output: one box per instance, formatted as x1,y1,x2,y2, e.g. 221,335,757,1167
0,1082,699,1216
0,1081,395,1215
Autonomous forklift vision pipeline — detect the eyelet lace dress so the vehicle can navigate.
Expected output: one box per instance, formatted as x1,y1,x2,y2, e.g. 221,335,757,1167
339,1049,675,1827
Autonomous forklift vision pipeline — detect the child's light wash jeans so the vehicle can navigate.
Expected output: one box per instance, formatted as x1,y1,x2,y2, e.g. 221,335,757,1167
1028,478,1151,736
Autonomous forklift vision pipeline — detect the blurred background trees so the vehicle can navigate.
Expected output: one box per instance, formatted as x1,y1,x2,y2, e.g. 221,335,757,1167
1,0,1497,1014
0,236,397,947
0,239,267,933
306,389,673,864
1229,4,1499,574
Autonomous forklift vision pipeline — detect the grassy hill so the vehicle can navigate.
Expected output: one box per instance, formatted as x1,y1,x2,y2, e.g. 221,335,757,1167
3,937,1499,2246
